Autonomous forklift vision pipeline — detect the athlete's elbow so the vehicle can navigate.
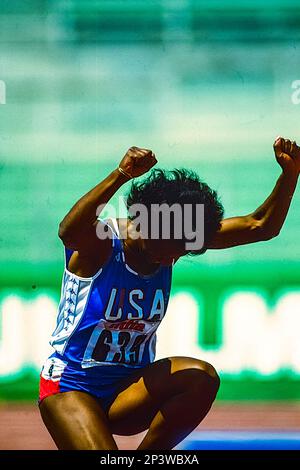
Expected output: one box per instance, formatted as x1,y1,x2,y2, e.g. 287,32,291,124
258,225,281,241
250,218,280,241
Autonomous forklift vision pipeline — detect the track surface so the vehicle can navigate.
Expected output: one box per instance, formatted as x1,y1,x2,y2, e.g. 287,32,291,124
0,402,299,450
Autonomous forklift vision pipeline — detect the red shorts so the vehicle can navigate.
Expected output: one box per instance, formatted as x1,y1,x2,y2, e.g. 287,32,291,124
39,354,141,410
39,375,61,404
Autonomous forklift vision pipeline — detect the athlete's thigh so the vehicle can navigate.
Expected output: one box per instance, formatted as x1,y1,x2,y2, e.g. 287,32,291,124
39,390,116,450
107,356,216,435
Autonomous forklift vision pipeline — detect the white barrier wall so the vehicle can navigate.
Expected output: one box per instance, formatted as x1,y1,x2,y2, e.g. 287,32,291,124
0,289,300,378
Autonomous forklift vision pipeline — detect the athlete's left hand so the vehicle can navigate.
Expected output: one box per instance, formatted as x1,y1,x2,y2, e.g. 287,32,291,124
273,136,300,176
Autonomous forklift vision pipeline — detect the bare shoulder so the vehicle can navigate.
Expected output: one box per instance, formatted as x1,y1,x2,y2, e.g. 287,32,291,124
67,220,114,277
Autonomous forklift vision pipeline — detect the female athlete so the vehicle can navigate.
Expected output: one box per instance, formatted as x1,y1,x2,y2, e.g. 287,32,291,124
39,137,300,449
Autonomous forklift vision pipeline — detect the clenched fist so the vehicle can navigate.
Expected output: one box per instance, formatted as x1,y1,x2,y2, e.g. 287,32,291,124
118,146,157,179
274,137,300,176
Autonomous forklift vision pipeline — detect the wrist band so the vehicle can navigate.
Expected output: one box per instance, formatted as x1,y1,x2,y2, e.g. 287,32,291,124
118,167,132,179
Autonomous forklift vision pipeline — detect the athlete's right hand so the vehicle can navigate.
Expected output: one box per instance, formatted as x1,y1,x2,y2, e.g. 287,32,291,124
118,146,157,178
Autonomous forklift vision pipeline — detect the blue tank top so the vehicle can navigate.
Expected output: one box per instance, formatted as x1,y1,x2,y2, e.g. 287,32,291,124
49,218,173,369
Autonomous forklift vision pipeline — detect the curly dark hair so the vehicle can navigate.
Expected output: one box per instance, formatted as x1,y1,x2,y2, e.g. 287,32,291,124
126,168,224,256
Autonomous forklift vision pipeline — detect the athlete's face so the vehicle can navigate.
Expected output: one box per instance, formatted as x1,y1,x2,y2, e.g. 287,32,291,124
142,238,187,266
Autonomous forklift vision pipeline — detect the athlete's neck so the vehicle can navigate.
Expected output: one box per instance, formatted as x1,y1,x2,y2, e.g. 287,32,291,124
118,219,160,273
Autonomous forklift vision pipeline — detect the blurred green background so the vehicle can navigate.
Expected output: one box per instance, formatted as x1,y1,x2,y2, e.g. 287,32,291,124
0,0,300,401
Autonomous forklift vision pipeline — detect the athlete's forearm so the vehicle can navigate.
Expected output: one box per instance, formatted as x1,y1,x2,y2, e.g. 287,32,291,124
251,169,298,238
59,168,129,238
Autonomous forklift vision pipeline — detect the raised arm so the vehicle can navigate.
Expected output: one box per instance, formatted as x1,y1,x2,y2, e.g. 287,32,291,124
58,146,157,252
207,137,300,249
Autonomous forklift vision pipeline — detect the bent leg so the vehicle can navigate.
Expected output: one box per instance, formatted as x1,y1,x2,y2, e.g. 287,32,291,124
39,390,118,450
106,356,220,450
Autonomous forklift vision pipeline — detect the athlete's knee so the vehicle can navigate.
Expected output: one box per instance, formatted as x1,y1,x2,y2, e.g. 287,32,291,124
191,360,219,397
172,357,220,398
199,360,220,388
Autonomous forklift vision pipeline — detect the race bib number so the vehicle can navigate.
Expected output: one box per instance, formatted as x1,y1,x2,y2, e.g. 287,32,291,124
82,319,158,367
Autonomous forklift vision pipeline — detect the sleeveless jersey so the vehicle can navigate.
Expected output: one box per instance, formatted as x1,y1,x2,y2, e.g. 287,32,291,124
49,218,173,369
